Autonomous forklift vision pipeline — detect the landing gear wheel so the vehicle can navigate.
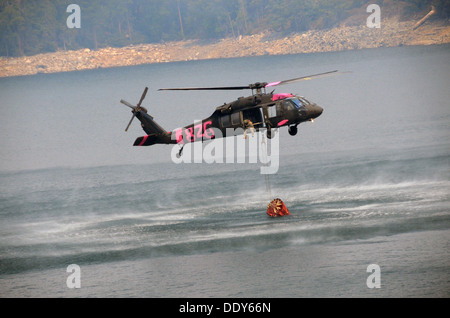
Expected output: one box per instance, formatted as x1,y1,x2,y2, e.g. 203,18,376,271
288,125,298,136
176,145,184,158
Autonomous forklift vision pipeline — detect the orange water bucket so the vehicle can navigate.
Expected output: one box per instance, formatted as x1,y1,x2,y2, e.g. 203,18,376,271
266,198,290,217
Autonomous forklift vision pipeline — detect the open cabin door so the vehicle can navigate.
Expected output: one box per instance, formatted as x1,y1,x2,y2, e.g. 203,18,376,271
242,108,264,129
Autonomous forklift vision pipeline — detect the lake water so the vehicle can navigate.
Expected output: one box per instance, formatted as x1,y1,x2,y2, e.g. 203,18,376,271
0,44,449,299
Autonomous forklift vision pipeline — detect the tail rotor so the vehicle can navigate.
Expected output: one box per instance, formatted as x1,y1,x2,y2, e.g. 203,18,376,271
121,87,148,132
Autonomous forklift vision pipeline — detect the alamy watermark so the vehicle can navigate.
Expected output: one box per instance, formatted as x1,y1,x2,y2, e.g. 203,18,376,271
170,125,279,175
66,4,380,30
66,4,81,29
366,4,381,28
66,264,81,289
366,264,381,288
65,263,381,290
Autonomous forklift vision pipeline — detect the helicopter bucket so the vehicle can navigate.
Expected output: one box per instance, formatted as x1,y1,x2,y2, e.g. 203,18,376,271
266,198,290,217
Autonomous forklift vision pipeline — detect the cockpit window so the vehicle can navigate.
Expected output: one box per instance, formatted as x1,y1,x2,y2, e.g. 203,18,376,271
298,97,311,105
291,98,302,108
289,98,307,110
282,100,295,111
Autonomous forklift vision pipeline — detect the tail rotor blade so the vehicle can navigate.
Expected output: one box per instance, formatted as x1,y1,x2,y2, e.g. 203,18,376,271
120,99,135,109
125,114,136,132
137,87,148,107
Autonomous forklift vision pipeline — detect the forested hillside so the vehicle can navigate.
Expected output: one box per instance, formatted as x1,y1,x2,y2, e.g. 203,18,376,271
1,0,448,57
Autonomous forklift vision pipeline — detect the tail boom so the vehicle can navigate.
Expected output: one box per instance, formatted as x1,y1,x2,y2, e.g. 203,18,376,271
133,110,173,146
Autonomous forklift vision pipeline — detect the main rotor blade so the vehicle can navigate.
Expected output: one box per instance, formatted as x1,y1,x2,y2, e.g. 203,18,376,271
265,70,339,87
158,70,346,92
137,87,148,106
125,113,136,132
159,86,250,91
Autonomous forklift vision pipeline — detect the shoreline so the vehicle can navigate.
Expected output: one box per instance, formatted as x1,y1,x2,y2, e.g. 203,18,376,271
1,18,449,78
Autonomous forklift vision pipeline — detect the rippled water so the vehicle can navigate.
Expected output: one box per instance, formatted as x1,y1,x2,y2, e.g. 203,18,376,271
0,44,449,297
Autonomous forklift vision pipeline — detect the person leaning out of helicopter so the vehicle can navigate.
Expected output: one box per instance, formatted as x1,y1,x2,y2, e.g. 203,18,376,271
243,119,255,139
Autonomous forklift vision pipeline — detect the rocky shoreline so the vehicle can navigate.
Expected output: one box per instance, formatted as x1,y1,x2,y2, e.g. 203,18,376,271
0,18,449,78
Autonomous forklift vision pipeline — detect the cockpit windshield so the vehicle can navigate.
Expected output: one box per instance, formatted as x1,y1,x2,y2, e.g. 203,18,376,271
289,97,308,110
291,98,301,108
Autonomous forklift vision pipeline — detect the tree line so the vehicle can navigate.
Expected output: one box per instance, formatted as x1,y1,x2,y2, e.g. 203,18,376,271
0,0,448,57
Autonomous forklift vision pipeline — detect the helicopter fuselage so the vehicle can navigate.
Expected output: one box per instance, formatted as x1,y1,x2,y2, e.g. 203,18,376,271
133,92,323,146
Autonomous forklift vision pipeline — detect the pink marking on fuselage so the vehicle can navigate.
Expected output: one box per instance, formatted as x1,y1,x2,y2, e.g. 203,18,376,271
277,119,289,127
272,93,294,101
138,135,149,146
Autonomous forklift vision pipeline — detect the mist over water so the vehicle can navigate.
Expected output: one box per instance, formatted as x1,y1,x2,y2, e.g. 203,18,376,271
0,45,449,297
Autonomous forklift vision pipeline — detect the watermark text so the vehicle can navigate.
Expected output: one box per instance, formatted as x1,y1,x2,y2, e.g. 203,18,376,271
171,126,279,175
66,4,81,29
66,264,81,288
366,264,381,288
367,4,381,28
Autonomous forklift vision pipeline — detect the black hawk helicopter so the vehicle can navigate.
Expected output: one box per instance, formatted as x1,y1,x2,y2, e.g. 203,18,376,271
120,70,337,155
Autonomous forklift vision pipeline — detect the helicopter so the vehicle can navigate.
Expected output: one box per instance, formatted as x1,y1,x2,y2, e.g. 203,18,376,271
120,70,337,156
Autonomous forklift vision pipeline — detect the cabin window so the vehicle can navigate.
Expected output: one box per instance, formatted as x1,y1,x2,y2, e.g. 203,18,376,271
231,112,242,125
268,105,277,118
220,115,230,128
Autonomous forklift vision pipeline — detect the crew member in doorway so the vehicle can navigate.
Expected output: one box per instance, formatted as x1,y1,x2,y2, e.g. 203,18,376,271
243,119,255,139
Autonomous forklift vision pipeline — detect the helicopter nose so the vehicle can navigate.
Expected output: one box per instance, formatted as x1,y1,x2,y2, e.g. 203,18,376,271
312,105,323,118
